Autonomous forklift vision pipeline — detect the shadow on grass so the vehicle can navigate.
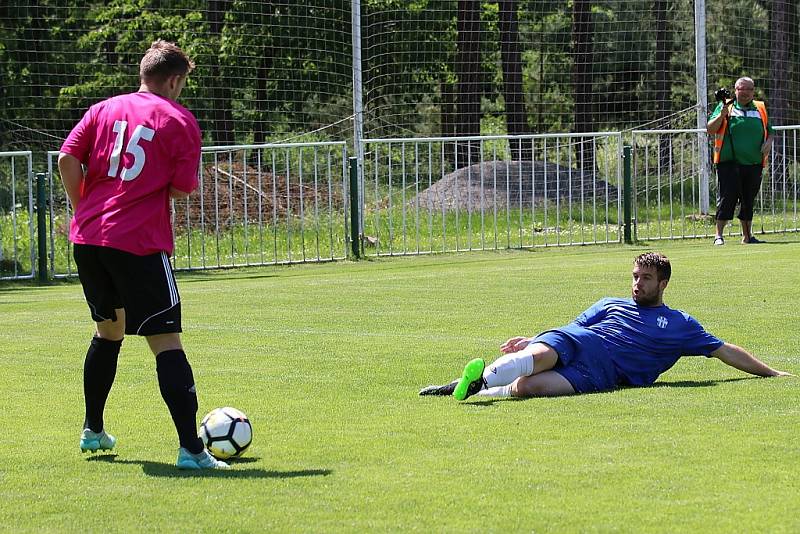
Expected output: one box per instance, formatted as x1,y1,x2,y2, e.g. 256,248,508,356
0,277,77,293
740,237,799,246
463,397,526,407
176,270,281,284
646,377,754,388
461,377,756,405
86,454,332,479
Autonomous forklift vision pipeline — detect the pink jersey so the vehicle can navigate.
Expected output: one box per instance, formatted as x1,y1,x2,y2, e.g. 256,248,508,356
60,91,201,256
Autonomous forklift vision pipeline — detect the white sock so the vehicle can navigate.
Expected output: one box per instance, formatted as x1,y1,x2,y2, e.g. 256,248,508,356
474,384,513,398
483,352,534,388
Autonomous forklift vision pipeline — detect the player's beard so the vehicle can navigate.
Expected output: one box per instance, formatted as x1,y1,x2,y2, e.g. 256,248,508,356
632,290,659,307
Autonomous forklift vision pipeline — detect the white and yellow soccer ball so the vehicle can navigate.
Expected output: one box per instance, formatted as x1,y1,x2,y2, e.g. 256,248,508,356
199,407,253,460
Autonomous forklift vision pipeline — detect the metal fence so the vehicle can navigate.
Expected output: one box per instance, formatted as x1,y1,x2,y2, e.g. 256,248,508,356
3,129,800,281
630,128,710,241
763,125,800,235
360,132,624,255
631,126,800,242
45,141,349,277
0,151,35,280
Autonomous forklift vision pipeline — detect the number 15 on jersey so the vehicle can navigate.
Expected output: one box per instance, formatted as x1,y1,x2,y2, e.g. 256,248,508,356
108,120,155,181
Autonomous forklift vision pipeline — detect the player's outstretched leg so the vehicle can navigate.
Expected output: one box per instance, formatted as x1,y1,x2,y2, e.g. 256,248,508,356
176,448,230,470
453,358,488,400
79,428,116,453
419,380,458,396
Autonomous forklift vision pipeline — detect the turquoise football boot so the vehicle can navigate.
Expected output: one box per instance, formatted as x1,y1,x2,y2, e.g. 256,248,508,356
176,448,230,470
80,428,116,453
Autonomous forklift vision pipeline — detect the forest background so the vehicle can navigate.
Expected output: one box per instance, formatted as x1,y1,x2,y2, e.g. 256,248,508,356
1,0,798,155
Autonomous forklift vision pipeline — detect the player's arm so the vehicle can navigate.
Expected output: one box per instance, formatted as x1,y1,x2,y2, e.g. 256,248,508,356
58,153,84,209
501,299,609,353
168,122,200,199
711,342,792,377
500,336,534,353
169,186,192,199
573,298,608,328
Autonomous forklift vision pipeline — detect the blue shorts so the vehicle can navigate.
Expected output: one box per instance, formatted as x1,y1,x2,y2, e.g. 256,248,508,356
533,328,618,393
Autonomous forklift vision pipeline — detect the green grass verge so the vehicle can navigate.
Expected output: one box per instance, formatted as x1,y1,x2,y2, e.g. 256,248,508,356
0,238,799,532
10,198,797,276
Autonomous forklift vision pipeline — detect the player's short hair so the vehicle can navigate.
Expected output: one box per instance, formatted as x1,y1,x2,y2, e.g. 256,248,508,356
634,252,671,281
139,40,195,83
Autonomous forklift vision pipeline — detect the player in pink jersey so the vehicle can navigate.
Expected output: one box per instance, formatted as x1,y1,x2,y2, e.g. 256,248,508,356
59,40,226,470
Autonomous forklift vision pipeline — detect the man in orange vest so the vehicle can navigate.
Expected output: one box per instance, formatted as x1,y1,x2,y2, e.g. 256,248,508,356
707,77,772,245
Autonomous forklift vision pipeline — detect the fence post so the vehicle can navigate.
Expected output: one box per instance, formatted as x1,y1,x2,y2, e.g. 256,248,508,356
348,157,361,259
35,172,48,283
623,145,633,244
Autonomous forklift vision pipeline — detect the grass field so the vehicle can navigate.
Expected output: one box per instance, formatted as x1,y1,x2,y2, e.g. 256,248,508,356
1,238,799,532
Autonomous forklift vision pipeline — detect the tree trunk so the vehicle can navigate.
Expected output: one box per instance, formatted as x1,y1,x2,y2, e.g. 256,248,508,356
208,0,235,146
253,0,274,147
654,0,673,170
572,0,594,171
792,2,800,126
455,0,483,167
441,79,456,165
498,0,529,160
253,53,272,146
24,5,54,143
768,0,792,189
768,0,790,127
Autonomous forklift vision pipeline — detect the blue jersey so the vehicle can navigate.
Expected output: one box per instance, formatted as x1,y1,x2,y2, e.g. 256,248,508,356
557,297,724,386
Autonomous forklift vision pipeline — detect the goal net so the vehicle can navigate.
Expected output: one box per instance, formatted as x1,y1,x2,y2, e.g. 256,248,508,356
0,1,797,150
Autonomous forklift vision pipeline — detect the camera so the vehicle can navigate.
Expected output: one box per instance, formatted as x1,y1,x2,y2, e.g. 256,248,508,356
714,87,732,102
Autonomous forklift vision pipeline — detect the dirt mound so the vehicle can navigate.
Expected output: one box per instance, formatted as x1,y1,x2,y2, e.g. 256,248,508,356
175,161,343,230
413,160,618,211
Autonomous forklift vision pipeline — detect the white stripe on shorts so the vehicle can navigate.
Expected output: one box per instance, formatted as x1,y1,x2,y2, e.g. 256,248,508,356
133,253,180,335
161,252,178,306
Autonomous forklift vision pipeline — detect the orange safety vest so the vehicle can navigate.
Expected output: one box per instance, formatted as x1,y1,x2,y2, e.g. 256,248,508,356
712,100,769,164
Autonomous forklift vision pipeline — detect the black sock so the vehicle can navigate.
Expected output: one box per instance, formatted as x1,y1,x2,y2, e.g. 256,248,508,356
156,350,204,454
83,336,122,433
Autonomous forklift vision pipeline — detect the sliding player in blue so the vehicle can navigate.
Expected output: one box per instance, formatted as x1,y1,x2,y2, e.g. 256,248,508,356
420,252,791,400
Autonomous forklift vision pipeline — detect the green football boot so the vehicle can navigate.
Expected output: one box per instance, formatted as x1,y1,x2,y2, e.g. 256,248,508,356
80,428,116,453
453,358,487,401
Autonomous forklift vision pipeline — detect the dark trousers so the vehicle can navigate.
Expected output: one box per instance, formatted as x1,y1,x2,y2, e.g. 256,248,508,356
715,162,763,221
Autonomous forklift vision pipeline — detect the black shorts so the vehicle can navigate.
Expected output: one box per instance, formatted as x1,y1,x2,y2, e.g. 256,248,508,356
715,162,763,221
73,244,182,336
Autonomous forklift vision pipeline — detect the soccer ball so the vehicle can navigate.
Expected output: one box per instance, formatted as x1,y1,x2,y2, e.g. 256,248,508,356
199,407,253,460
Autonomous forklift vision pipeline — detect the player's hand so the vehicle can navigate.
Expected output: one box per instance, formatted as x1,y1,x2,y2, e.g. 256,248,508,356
500,336,530,354
772,370,793,377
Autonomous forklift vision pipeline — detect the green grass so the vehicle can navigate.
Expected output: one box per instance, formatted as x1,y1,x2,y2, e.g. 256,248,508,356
1,239,799,532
